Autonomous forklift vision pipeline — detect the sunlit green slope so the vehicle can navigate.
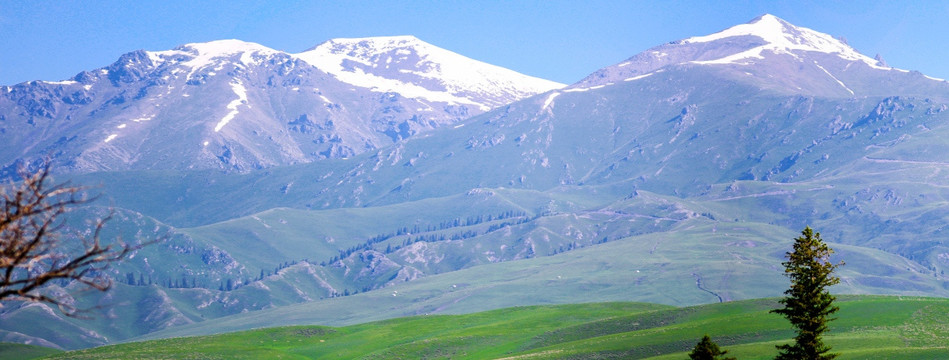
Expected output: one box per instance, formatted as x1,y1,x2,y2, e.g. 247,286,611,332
49,296,949,359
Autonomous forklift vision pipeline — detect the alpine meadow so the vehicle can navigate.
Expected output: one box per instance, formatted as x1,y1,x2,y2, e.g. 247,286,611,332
2,11,949,359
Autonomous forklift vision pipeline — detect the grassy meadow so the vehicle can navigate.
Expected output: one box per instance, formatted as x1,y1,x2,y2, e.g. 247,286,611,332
36,295,949,359
0,344,61,360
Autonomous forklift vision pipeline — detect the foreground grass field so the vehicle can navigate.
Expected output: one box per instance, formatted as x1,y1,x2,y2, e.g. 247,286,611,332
0,343,60,360
41,295,949,359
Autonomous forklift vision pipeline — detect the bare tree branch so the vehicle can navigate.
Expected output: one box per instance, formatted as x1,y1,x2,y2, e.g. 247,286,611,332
0,160,155,316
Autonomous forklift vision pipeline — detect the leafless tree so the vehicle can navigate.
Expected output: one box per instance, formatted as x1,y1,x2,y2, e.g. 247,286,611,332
0,161,147,316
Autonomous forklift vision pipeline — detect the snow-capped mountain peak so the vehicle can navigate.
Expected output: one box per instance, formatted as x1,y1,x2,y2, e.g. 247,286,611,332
684,14,882,68
179,39,277,56
575,14,949,94
146,39,281,71
294,36,564,110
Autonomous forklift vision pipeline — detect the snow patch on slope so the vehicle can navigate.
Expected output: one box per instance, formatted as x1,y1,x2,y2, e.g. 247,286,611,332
692,47,768,65
43,80,78,85
132,115,155,122
624,72,657,81
564,84,611,93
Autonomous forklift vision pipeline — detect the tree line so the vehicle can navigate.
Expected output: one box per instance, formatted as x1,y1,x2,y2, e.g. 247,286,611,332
321,210,532,266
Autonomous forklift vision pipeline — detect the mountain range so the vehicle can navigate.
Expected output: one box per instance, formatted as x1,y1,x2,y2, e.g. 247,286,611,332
3,14,949,350
0,35,562,174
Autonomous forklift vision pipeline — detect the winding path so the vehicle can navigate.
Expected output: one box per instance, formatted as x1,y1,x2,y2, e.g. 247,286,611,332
692,272,724,303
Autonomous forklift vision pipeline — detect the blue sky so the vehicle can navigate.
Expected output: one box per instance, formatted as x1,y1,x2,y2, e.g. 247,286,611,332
1,0,947,85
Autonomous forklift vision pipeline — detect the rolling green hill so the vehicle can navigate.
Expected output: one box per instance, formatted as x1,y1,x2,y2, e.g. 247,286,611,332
45,296,949,359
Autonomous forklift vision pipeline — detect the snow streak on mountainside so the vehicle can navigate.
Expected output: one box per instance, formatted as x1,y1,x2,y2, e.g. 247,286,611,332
0,37,563,174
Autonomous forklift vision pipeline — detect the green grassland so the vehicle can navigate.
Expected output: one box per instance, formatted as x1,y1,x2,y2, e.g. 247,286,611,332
44,295,949,359
0,343,61,360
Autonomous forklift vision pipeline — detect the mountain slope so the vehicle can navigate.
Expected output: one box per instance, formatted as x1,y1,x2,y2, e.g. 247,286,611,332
0,37,563,174
82,68,949,226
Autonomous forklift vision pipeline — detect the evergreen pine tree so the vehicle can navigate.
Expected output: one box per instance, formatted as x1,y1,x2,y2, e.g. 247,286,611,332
688,335,735,360
771,227,843,360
